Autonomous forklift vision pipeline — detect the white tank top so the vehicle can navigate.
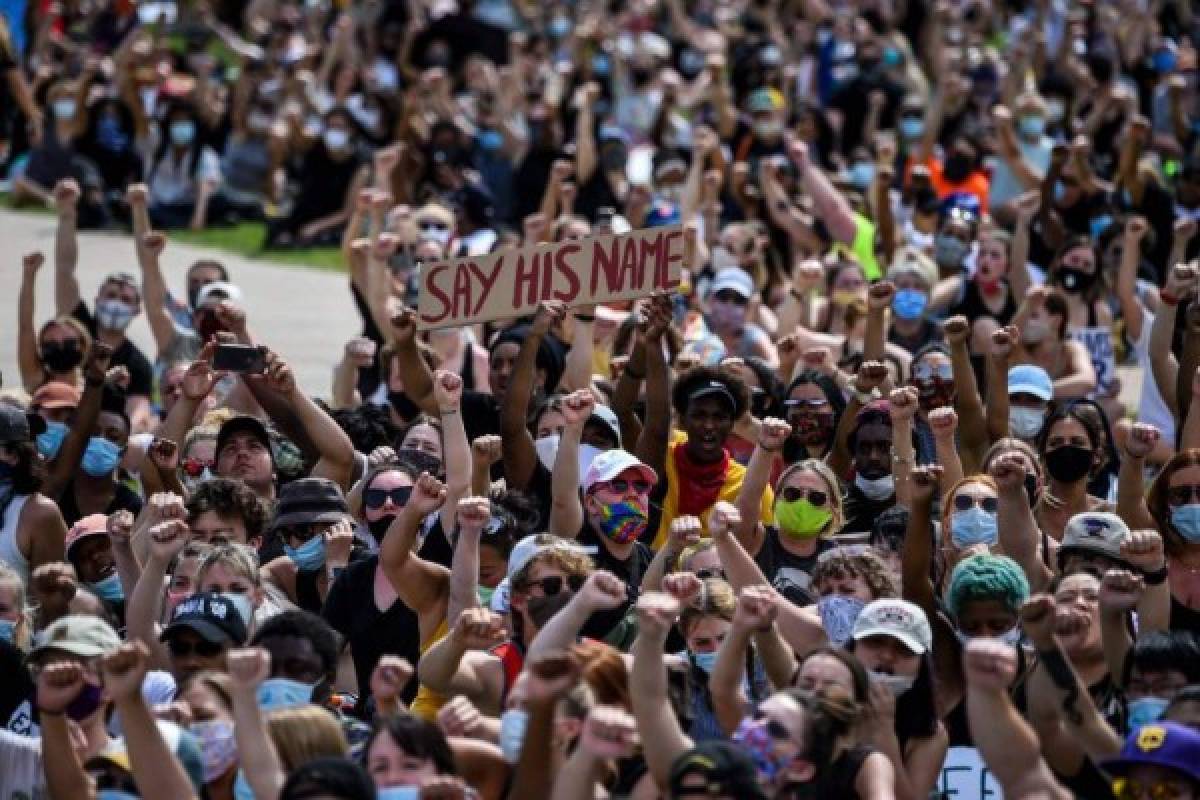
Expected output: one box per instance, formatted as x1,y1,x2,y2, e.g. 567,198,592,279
0,495,31,585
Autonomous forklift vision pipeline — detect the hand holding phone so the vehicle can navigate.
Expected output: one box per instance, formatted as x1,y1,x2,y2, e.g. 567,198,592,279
212,344,268,374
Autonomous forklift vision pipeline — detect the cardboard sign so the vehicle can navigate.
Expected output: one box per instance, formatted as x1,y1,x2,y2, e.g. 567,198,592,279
937,746,1003,799
416,225,684,330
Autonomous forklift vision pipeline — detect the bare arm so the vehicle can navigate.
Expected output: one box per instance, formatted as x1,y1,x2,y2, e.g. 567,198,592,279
17,253,44,392
945,317,988,469
1149,290,1182,422
435,372,472,535
501,303,560,491
562,312,596,393
795,141,858,245
629,593,693,791
1116,219,1148,342
228,648,287,800
52,180,82,317
992,455,1053,593
632,295,673,480
547,394,587,538
1117,425,1159,529
379,489,451,632
709,622,753,736
732,422,786,557
135,229,180,358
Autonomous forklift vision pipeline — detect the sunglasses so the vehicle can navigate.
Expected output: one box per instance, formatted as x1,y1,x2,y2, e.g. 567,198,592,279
365,486,413,509
779,486,828,506
1167,485,1200,506
953,494,999,513
596,478,652,495
529,575,586,596
912,363,953,382
713,290,749,306
167,638,225,658
785,398,829,412
1112,778,1188,800
695,567,726,581
180,457,215,477
418,220,450,231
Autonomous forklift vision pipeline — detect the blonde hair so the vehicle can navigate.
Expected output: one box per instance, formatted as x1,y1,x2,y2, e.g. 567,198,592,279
775,458,845,535
266,706,348,771
197,543,262,588
0,564,33,650
182,424,220,459
676,540,716,573
678,577,736,637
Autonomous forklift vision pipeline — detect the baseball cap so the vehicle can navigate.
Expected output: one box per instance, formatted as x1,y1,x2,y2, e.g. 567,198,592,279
1105,722,1200,784
1008,365,1053,402
65,514,110,561
32,381,81,410
1058,512,1130,568
161,592,249,646
30,614,120,659
710,267,755,300
588,405,621,447
506,534,595,583
668,741,768,800
851,598,933,654
215,415,273,461
887,246,938,289
271,477,350,531
0,405,45,444
582,449,657,494
746,87,785,113
101,271,140,293
195,281,243,309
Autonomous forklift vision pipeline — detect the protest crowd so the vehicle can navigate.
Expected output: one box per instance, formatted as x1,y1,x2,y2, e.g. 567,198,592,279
14,0,1200,797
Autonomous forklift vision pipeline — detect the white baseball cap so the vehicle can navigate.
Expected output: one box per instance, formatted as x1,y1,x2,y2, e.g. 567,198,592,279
710,267,755,300
581,449,658,494
851,598,932,654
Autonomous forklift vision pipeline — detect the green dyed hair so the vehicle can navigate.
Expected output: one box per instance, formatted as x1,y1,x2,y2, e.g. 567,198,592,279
945,554,1030,620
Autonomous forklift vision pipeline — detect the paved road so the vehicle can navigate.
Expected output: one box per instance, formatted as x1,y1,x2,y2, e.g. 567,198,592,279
0,209,360,395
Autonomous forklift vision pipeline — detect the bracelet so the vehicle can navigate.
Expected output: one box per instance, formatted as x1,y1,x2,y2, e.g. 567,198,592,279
440,408,458,415
1143,564,1169,586
789,287,807,300
574,314,596,322
1162,290,1180,306
891,451,913,464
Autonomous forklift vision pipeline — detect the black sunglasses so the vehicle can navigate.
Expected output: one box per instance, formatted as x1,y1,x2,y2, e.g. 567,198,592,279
953,494,999,513
167,638,225,658
695,567,726,581
365,486,413,509
779,486,828,507
596,478,652,495
530,575,586,596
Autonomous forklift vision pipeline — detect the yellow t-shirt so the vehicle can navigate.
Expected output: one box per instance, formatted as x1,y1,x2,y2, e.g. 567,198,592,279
408,619,449,721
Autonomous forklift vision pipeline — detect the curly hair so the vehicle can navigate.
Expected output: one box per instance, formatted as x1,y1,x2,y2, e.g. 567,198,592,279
329,403,399,455
252,610,340,678
812,549,897,600
671,364,749,419
945,554,1030,620
186,477,273,542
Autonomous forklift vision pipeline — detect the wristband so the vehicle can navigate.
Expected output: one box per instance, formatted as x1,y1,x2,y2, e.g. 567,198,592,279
441,408,459,415
574,314,596,322
1162,290,1180,306
1143,564,1169,586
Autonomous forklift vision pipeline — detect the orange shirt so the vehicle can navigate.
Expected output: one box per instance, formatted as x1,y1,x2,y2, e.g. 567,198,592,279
924,156,990,215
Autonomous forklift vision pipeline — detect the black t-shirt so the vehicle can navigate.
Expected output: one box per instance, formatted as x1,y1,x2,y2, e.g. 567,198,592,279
59,480,144,528
754,527,837,607
578,524,653,588
289,145,364,226
460,391,501,442
887,319,943,356
322,554,422,714
71,301,154,398
840,484,896,538
417,516,455,571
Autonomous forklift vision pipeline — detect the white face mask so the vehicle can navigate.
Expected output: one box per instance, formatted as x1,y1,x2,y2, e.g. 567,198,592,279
535,435,604,485
324,128,350,152
955,626,1022,648
499,709,529,764
868,670,915,698
855,472,895,501
1008,407,1045,439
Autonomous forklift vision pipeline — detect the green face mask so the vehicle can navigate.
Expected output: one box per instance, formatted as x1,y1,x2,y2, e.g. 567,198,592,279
775,498,832,538
477,585,495,607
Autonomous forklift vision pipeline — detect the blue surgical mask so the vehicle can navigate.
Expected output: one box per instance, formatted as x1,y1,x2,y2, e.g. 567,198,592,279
892,288,928,320
377,788,420,800
1127,696,1170,729
233,770,254,800
850,161,876,190
899,117,924,140
255,677,315,710
1090,215,1114,239
169,120,196,146
284,534,326,572
818,595,866,645
1018,115,1046,138
1172,504,1200,542
950,507,998,548
38,421,68,459
97,791,140,800
0,618,15,644
91,572,125,604
478,129,504,152
499,709,529,764
53,98,77,120
81,437,121,477
692,651,718,674
1153,49,1178,74
1054,180,1068,204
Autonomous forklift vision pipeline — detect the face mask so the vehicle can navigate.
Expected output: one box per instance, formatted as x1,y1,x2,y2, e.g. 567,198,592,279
1127,696,1170,730
499,709,529,763
1046,98,1066,124
1009,407,1045,439
899,117,924,140
868,670,915,698
754,119,783,139
792,412,835,447
220,592,254,627
97,791,140,800
368,514,396,543
91,572,125,604
950,507,998,548
181,467,214,495
1090,214,1114,240
818,595,866,645
284,534,326,572
1044,445,1093,484
527,588,574,628
733,717,790,782
81,437,121,477
955,626,1021,648
548,15,570,37
1056,267,1095,293
53,98,76,120
709,300,747,332
477,584,495,607
774,498,831,539
41,341,83,372
943,154,972,183
915,376,955,412
388,391,421,422
38,421,69,459
66,680,105,721
169,120,196,146
594,497,649,544
934,235,969,269
256,677,315,710
96,299,136,332
191,719,238,783
855,472,895,501
691,651,718,674
1018,115,1046,138
0,618,15,644
1021,317,1050,344
1153,49,1178,73
535,434,559,472
234,770,254,800
324,128,350,152
247,111,272,133
601,145,627,172
891,288,928,320
478,129,504,152
850,162,875,190
1171,504,1200,542
377,788,421,800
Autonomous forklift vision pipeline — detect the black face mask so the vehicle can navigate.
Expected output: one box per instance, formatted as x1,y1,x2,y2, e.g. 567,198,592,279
41,341,83,372
388,391,421,423
1045,444,1093,484
943,154,972,183
527,591,574,629
1056,267,1096,293
368,515,395,542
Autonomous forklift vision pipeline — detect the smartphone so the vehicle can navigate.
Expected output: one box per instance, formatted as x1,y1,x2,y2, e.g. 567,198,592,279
213,344,268,374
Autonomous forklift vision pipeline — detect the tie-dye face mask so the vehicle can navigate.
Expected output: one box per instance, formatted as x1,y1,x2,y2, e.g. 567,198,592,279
594,498,649,544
